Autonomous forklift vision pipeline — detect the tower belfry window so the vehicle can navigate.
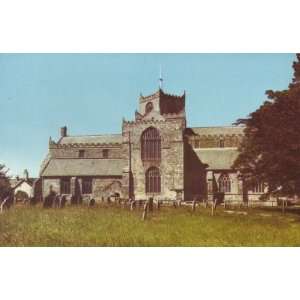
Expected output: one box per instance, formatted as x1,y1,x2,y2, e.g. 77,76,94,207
145,102,153,114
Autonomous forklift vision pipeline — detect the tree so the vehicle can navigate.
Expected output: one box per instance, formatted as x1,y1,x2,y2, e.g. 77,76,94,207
233,54,300,196
0,164,11,200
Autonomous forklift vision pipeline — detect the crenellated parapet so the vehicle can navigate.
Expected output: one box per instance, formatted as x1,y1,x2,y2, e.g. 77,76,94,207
162,111,186,119
49,142,122,149
122,117,185,127
138,88,186,117
186,132,244,148
139,90,160,103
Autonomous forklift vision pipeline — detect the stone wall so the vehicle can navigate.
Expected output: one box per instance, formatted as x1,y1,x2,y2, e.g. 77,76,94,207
93,177,123,200
184,141,207,200
49,145,122,159
187,134,243,148
42,176,123,202
42,178,60,197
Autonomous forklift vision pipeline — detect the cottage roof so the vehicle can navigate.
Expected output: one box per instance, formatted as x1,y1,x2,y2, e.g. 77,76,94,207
189,126,245,136
59,134,122,145
9,178,35,189
194,148,239,170
41,159,126,177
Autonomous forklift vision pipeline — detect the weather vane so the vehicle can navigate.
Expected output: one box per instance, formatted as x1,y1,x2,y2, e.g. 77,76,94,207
159,65,163,90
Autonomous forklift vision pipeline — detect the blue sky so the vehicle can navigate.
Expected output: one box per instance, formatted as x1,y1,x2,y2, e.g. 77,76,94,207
0,54,295,177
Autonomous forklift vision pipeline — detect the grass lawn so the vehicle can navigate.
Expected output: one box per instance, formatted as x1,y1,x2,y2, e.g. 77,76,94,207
0,204,300,246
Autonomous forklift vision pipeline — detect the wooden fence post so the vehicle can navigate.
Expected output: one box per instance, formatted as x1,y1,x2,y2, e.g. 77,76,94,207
148,198,153,212
282,198,286,214
211,199,217,216
142,201,149,221
130,200,135,211
0,197,9,214
192,199,196,212
157,200,161,210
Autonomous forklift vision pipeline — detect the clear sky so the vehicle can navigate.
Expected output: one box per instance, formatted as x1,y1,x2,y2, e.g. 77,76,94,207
0,54,295,177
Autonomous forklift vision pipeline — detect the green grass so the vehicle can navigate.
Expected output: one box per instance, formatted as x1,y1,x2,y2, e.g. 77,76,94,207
0,204,300,246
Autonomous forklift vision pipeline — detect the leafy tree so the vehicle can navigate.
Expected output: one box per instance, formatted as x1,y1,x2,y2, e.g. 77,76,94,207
0,164,11,200
233,54,300,196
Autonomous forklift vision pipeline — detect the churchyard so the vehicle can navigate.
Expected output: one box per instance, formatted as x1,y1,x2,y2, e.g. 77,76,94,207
0,202,300,246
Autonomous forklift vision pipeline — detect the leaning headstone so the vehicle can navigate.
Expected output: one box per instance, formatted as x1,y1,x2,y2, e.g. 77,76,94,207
70,194,76,205
54,195,60,208
211,199,217,216
60,195,67,208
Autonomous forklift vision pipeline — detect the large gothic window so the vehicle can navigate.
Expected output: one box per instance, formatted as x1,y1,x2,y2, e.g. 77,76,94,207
218,173,231,193
145,167,161,193
141,127,161,161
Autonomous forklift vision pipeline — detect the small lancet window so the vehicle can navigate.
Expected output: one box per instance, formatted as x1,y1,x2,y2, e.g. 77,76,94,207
79,150,85,158
219,139,225,148
103,149,109,158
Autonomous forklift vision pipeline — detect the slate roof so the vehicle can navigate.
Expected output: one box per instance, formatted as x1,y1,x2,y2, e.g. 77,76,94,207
194,148,240,170
59,134,122,145
190,126,245,136
41,159,126,177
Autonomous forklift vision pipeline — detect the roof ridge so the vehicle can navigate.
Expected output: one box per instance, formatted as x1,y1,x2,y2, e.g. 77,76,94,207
191,125,245,129
63,133,122,137
52,158,124,160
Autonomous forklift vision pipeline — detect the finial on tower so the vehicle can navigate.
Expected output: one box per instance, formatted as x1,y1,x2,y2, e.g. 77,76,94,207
159,65,163,90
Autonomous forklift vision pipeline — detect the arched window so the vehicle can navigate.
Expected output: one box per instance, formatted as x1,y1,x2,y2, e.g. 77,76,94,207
145,167,161,193
141,127,161,161
218,173,231,193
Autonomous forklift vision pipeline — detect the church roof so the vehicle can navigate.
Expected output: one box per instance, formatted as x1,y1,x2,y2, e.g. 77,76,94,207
59,134,122,145
41,159,126,177
189,126,245,136
194,148,239,170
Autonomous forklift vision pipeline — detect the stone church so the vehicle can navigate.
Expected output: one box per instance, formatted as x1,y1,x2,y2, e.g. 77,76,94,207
39,88,266,204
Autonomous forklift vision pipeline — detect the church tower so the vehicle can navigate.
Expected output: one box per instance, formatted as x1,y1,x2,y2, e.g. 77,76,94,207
122,88,186,201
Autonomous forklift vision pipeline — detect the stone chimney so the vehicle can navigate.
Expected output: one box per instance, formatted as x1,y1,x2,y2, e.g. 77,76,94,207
60,126,67,138
23,169,29,181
